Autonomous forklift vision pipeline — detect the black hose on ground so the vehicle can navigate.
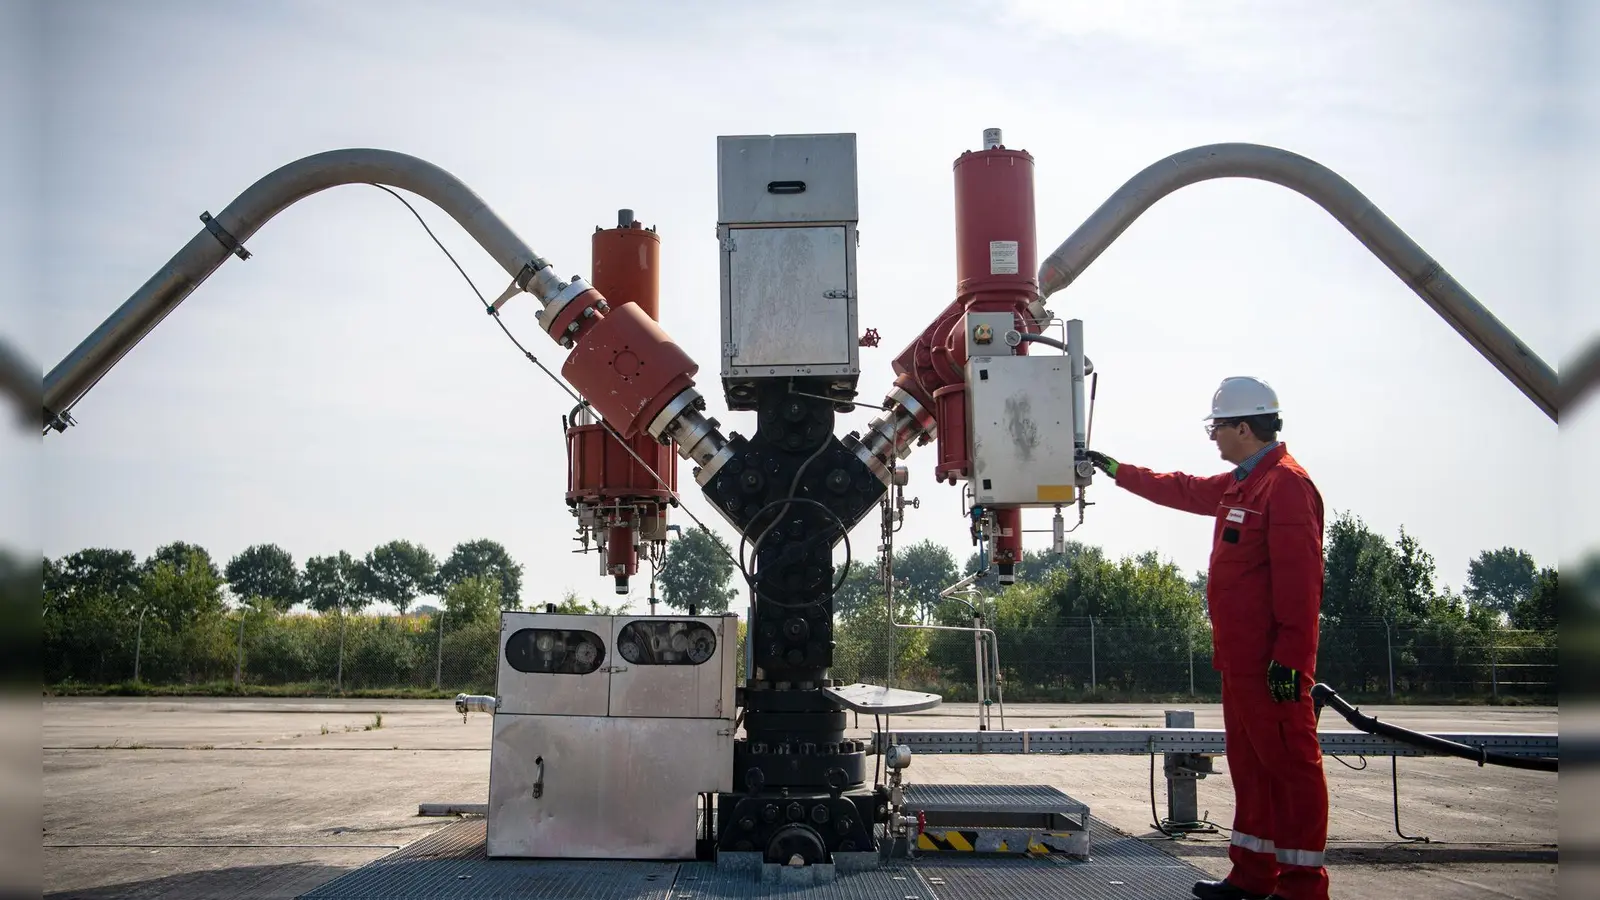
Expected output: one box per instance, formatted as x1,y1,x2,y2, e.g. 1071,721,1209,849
1310,683,1557,773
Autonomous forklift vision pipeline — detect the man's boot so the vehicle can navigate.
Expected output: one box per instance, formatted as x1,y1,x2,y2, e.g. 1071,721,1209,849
1192,879,1272,900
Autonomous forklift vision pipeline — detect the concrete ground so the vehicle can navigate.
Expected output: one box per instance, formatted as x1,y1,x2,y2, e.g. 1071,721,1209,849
42,697,1563,899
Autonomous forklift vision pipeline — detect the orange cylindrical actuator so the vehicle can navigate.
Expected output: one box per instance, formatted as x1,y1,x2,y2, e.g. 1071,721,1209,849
571,208,680,494
591,209,661,321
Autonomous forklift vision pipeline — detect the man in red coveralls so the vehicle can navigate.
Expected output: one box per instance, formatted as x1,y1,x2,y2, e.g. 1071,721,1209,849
1087,376,1329,900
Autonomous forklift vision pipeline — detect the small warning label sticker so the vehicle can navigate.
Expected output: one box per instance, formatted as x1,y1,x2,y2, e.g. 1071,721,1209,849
990,240,1019,275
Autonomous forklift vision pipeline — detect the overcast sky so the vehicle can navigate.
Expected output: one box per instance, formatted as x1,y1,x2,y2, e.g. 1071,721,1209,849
14,0,1595,613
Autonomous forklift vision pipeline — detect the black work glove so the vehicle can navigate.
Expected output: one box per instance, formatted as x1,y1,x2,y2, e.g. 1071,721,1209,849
1086,451,1119,478
1268,660,1301,703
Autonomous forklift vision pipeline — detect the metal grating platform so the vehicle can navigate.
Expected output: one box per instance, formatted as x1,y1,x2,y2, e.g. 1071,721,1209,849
902,783,1089,829
676,861,934,899
297,815,1212,900
298,819,678,900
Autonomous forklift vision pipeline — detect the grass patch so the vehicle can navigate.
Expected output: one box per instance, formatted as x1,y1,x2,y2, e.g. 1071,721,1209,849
43,681,466,700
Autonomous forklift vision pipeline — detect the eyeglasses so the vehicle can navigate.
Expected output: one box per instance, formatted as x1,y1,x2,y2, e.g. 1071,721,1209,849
1204,419,1244,438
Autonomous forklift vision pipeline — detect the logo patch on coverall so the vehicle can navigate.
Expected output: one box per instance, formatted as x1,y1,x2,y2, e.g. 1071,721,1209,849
1226,507,1247,524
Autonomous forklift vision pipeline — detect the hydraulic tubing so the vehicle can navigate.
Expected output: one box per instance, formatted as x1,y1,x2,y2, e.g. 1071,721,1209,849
1037,143,1560,423
1008,333,1094,375
1311,683,1557,773
43,148,563,432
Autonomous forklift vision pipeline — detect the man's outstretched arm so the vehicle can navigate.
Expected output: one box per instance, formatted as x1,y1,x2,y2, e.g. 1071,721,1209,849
1088,451,1230,517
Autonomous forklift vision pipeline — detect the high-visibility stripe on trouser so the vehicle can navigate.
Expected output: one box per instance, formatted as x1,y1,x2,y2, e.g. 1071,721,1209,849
1276,847,1326,867
1221,671,1331,900
1230,831,1276,854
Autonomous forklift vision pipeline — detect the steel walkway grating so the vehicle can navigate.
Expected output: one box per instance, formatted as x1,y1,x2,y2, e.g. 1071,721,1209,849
298,815,1211,900
299,819,679,900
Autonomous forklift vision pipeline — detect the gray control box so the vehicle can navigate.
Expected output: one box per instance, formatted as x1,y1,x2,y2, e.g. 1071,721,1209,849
716,134,860,402
965,354,1085,507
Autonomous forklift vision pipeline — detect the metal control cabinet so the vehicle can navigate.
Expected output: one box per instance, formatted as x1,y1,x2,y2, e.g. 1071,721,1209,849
966,354,1084,507
716,134,861,395
487,611,738,860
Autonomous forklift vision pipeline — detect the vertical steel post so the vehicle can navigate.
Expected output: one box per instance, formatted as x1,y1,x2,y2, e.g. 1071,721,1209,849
1089,616,1097,694
1165,709,1201,827
436,609,445,690
1188,628,1195,697
133,606,146,683
974,609,988,730
1491,643,1499,699
336,610,345,693
1385,617,1395,700
234,609,245,686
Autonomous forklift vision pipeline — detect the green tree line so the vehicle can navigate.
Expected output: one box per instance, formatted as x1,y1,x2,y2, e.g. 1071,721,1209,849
41,514,1566,700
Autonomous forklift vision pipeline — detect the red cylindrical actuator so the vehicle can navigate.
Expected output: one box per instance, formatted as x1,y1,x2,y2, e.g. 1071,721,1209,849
586,209,676,492
954,144,1038,303
592,210,661,321
566,425,673,503
607,524,638,595
932,383,969,484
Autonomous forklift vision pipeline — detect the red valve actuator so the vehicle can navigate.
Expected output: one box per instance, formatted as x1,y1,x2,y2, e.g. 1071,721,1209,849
560,299,698,440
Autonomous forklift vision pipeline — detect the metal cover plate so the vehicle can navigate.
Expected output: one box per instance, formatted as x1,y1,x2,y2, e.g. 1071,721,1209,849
487,714,733,859
823,683,941,714
902,783,1090,831
496,612,611,717
724,226,855,372
608,615,735,720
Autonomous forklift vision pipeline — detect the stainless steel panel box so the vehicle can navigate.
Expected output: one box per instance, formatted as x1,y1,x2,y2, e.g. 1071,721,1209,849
966,354,1084,507
717,133,858,225
487,611,739,860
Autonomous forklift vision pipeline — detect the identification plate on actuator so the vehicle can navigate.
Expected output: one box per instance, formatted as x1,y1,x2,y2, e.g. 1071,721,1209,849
990,240,1019,275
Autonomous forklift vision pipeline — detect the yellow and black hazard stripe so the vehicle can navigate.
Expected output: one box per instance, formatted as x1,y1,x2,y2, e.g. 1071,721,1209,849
914,829,1081,855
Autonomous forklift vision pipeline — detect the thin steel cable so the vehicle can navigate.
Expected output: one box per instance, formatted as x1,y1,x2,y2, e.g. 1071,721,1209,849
367,183,740,572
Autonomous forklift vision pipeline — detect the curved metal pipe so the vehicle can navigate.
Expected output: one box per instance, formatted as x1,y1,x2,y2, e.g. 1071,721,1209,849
1037,143,1559,422
43,149,561,431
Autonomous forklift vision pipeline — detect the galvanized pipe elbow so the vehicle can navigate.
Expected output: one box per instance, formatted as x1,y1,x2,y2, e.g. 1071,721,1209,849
1037,142,1558,422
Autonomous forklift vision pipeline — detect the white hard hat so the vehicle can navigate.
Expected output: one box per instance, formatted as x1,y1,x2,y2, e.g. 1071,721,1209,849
1205,376,1281,420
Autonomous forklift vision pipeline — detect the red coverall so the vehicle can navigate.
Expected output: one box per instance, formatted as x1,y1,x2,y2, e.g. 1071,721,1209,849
1114,443,1329,900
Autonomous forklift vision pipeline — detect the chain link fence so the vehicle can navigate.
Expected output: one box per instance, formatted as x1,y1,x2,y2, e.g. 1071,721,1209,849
49,609,1556,703
831,619,1557,702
